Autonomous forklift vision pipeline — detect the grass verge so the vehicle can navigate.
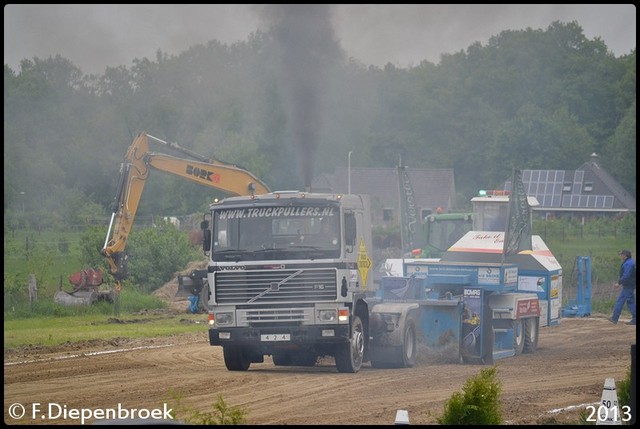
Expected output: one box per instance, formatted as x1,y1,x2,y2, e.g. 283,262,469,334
3,312,207,349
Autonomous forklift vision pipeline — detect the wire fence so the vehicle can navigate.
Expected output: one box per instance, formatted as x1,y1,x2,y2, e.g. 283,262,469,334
534,221,636,241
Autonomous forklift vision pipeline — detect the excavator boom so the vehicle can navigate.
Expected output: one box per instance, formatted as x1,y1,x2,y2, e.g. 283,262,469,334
101,131,270,286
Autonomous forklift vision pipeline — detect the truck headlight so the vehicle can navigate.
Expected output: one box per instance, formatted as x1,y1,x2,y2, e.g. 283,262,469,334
318,309,337,322
215,312,234,326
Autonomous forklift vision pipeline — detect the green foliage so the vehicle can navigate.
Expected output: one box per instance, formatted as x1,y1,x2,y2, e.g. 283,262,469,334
602,101,636,197
4,23,636,219
80,222,203,292
79,225,108,269
534,215,636,288
5,223,201,316
4,286,167,320
167,391,247,425
3,273,29,312
127,223,202,292
4,233,60,294
616,366,631,409
437,366,503,425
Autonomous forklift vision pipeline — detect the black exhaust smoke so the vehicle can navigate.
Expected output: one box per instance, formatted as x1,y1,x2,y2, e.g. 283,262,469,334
255,5,344,189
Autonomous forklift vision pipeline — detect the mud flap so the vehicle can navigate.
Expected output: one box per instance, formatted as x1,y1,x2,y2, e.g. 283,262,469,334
418,300,464,362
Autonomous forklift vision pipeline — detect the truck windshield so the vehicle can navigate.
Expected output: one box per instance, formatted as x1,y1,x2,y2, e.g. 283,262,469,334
212,204,341,261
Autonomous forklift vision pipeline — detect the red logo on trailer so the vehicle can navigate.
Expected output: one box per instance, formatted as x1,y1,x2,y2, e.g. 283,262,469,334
516,299,540,317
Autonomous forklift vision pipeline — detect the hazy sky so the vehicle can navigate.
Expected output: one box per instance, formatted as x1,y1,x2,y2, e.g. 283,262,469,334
4,4,637,75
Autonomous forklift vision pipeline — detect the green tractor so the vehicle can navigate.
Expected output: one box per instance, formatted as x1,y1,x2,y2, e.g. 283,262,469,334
419,189,539,259
420,212,473,258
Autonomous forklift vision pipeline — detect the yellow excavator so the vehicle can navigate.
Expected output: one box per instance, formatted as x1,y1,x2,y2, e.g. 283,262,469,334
54,131,270,306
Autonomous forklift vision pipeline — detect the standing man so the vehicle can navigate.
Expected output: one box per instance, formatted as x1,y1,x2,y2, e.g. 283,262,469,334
609,249,636,325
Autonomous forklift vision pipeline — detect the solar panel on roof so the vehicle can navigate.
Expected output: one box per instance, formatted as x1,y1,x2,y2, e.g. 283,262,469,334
520,169,614,209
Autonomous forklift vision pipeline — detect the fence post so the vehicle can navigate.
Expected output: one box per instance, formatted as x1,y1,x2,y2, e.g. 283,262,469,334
28,273,38,307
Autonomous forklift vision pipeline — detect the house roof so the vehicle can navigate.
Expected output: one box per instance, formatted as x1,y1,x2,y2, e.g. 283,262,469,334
504,154,636,213
312,166,457,212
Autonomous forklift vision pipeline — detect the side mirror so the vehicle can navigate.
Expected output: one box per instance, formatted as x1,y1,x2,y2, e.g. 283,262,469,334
203,230,211,252
201,219,211,252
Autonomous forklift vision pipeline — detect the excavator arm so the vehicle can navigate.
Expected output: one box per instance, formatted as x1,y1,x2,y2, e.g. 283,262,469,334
101,131,270,287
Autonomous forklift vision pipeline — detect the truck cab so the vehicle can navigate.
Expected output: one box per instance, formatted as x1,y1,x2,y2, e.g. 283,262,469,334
471,189,539,232
204,191,376,373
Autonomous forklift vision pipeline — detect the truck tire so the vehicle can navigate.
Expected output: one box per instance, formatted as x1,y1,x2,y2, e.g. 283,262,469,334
370,319,417,369
523,317,539,353
223,345,251,371
335,315,364,373
399,319,417,368
512,319,525,356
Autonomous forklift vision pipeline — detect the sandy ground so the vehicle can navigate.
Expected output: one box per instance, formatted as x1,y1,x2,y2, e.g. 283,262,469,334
4,311,635,425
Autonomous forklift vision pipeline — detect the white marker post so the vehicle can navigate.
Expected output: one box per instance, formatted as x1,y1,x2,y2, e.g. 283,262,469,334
596,378,621,425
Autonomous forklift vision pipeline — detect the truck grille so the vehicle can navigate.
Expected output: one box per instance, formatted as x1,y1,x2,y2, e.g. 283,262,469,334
238,307,313,325
214,268,338,304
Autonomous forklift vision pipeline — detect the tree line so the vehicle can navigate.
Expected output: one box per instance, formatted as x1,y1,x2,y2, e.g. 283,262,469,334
4,21,636,227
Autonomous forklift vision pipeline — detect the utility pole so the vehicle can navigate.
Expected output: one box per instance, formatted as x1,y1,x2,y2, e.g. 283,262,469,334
348,150,353,194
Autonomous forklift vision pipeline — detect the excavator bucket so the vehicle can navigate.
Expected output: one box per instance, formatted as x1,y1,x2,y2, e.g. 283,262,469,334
54,290,98,306
54,289,115,306
175,270,210,313
175,270,208,298
54,268,114,306
68,268,103,289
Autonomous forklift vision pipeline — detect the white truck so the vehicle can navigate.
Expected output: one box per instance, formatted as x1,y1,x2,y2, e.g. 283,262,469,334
202,191,376,372
197,191,561,372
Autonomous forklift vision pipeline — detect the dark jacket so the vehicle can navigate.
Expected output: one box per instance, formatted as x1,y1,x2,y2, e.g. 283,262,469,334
618,257,636,288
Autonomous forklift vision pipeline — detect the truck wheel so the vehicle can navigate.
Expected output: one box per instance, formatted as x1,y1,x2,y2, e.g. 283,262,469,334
512,319,525,356
400,319,417,368
223,345,251,371
335,315,364,373
370,320,417,368
523,317,539,353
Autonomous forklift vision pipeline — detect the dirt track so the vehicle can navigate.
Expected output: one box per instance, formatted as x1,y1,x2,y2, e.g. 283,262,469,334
4,314,635,425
